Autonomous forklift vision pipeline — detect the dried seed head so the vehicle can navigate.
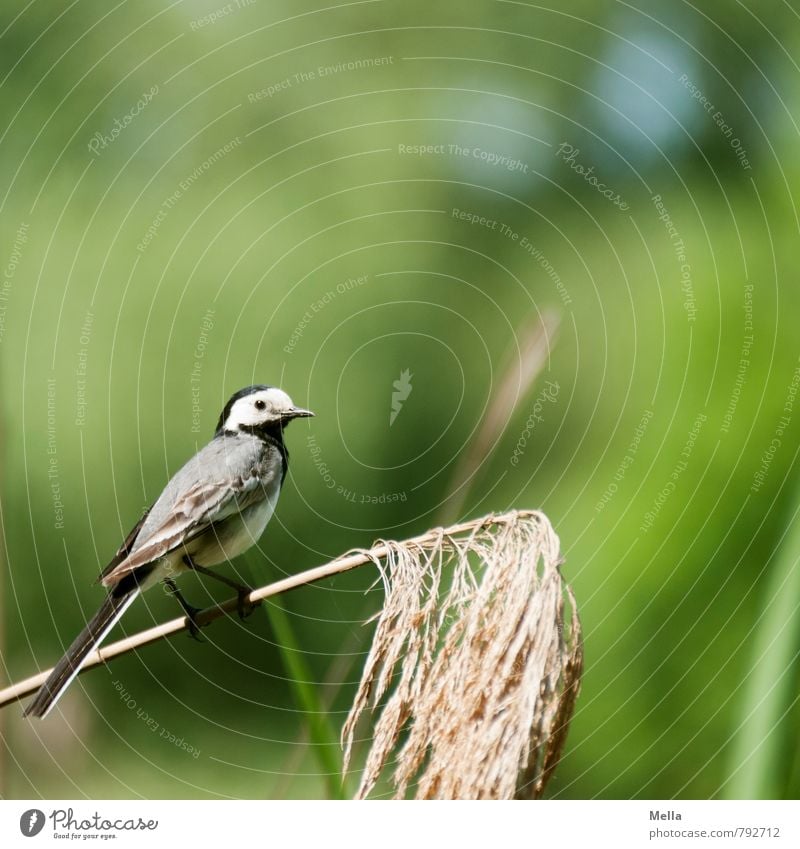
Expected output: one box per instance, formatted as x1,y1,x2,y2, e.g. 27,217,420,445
342,509,583,799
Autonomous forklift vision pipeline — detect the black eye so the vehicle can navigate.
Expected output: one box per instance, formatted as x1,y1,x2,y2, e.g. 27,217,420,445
255,400,266,410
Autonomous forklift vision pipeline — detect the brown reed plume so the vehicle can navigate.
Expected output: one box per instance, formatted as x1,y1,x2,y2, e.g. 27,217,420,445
342,509,582,799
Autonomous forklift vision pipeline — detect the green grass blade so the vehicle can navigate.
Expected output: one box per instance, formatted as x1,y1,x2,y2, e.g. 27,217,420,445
264,597,347,799
725,500,800,798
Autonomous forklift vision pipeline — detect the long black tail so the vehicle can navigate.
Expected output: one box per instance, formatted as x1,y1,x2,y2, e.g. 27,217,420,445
24,588,139,718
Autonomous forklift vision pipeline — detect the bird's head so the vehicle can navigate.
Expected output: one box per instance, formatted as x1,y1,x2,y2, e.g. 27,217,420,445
215,385,314,436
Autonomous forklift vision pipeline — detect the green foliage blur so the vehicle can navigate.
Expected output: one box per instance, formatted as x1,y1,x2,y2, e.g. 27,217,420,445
1,0,799,799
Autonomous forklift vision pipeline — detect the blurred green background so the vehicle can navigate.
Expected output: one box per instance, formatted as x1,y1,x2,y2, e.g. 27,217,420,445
1,0,799,799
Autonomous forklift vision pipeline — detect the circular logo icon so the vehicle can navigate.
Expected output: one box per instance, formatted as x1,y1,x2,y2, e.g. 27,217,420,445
19,809,45,837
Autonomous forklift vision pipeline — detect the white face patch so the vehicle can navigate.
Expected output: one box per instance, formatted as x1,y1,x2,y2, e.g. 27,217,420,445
224,387,296,430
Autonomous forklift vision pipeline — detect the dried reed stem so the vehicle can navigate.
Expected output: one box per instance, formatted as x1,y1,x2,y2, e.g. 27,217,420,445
439,310,560,525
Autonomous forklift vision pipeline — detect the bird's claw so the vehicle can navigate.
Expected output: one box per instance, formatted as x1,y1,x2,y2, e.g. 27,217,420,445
184,605,206,641
236,589,255,621
164,578,206,641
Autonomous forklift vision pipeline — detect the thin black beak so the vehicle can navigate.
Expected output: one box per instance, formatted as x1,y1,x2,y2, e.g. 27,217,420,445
287,407,314,419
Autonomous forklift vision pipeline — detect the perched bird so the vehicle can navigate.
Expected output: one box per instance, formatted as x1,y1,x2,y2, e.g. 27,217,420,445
25,384,313,718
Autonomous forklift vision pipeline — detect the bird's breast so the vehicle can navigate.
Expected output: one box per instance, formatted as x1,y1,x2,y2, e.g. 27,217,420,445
186,479,281,567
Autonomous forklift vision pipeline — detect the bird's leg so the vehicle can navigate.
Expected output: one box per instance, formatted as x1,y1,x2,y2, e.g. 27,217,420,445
163,579,205,641
182,556,256,620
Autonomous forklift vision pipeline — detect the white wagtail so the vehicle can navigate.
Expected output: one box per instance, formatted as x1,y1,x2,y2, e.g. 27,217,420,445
24,384,313,718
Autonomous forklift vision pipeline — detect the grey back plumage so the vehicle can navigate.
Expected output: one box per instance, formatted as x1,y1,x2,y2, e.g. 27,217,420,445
102,432,285,588
133,433,282,548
